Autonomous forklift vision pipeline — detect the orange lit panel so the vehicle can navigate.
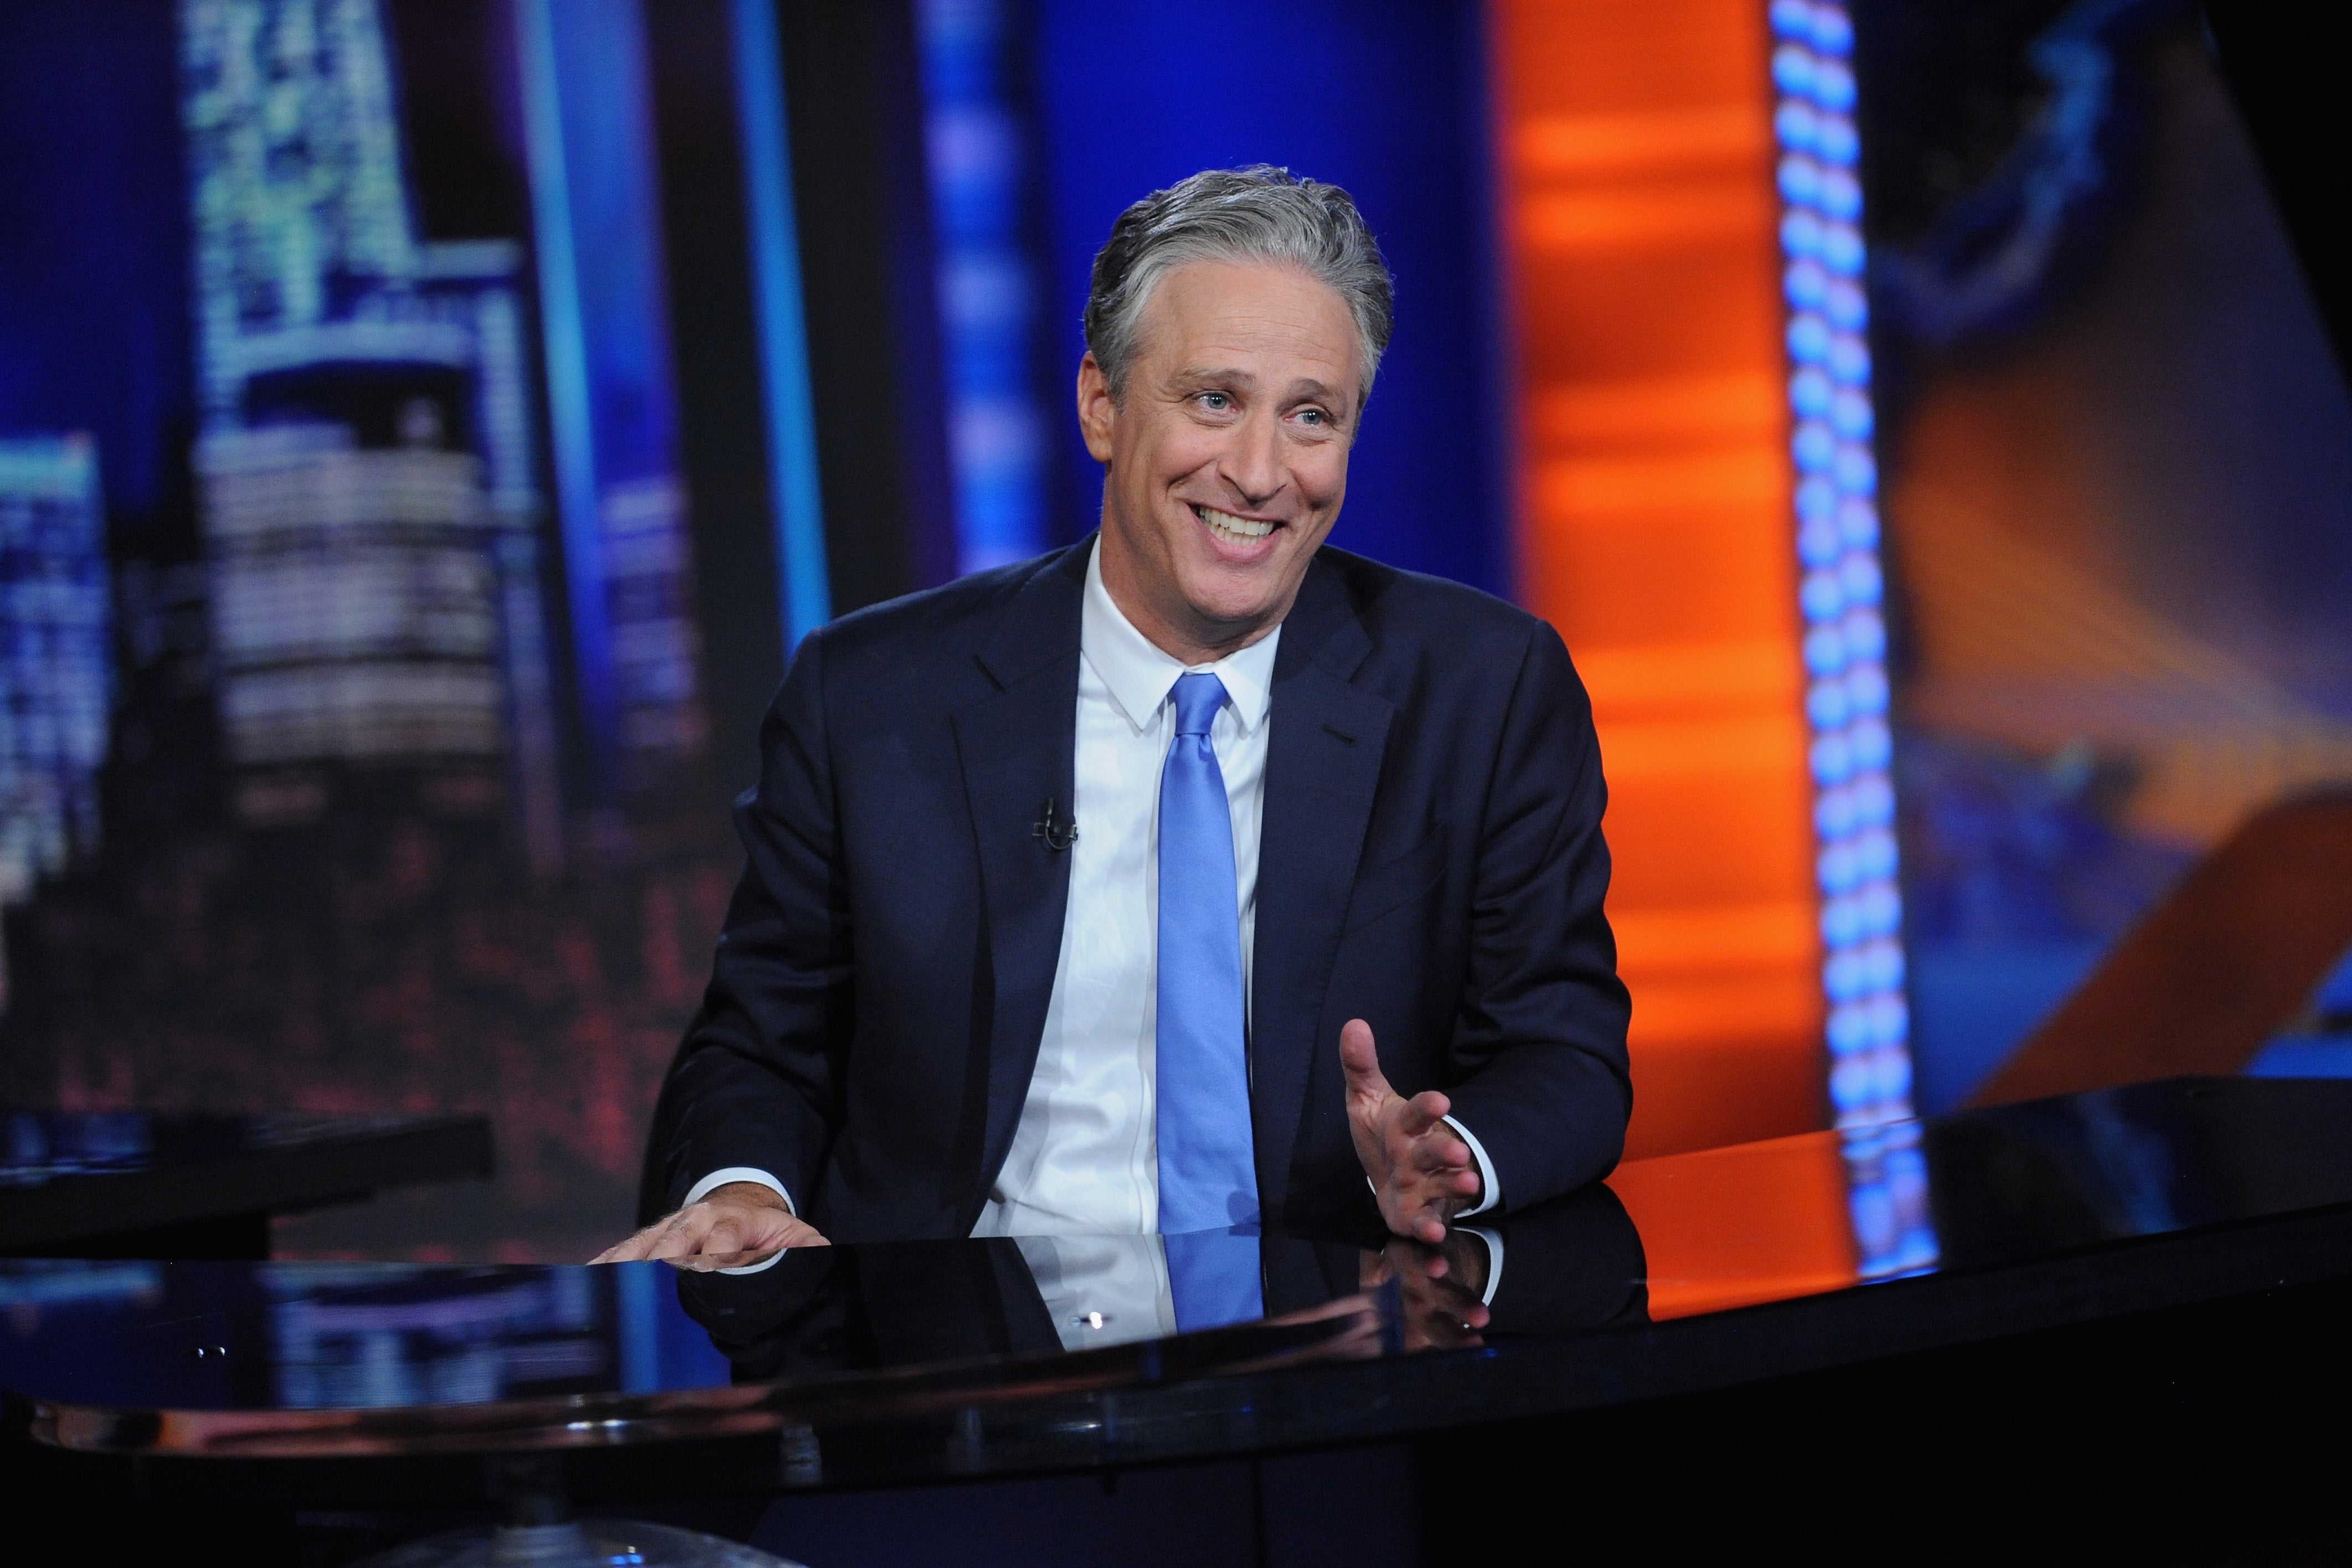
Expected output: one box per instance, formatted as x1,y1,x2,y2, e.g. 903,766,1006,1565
1492,0,1824,1158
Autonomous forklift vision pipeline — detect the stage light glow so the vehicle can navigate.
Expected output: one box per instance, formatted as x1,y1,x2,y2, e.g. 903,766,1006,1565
731,0,832,647
917,0,1050,577
1770,0,1918,1138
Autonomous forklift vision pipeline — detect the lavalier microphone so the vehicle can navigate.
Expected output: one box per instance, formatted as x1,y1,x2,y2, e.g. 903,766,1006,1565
1032,797,1077,853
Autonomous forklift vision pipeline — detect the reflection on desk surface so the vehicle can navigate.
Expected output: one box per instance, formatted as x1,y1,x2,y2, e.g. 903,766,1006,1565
2,1076,2346,1435
0,1108,476,1186
0,1195,1649,1427
1613,1075,2352,1318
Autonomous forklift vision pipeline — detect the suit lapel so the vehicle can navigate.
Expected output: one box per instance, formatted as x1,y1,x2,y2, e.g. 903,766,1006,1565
1252,558,1391,1229
953,545,1087,1195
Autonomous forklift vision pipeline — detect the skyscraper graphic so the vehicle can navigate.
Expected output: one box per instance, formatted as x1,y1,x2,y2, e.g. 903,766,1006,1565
179,0,576,849
0,435,114,1010
424,241,566,873
182,0,417,427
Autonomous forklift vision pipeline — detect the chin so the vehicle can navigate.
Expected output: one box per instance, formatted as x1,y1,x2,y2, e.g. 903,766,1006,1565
1178,578,1285,630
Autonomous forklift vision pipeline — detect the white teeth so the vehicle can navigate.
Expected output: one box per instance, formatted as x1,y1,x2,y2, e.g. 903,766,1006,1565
1196,506,1275,543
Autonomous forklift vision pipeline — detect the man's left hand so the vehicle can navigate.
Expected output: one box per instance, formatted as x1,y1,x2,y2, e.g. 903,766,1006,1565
590,1183,826,1264
1340,1018,1481,1243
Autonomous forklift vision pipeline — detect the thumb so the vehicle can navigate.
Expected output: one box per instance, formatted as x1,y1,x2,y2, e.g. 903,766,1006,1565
1339,1019,1390,1101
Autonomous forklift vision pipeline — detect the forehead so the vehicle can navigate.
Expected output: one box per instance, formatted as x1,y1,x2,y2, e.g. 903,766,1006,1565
1136,259,1361,382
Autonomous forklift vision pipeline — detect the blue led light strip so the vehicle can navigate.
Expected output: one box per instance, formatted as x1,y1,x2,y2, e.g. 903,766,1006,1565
731,0,832,647
514,0,615,759
1768,0,1917,1132
916,0,1048,576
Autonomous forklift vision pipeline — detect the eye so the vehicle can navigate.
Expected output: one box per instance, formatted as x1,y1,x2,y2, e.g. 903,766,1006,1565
1297,407,1330,427
1196,390,1232,411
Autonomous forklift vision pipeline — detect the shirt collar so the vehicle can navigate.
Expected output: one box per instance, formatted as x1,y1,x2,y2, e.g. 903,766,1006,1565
1082,537,1280,736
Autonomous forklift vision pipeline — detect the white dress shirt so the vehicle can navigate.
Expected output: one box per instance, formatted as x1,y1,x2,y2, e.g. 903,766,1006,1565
688,540,1500,1247
972,544,1279,1235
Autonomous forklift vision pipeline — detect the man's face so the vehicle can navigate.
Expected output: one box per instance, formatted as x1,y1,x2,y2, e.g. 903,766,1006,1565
1078,259,1363,661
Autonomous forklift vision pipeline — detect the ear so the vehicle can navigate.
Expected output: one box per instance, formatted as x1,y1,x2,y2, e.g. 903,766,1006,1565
1076,353,1118,463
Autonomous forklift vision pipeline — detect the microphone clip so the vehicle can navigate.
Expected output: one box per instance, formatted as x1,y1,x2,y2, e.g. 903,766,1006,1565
1033,796,1078,853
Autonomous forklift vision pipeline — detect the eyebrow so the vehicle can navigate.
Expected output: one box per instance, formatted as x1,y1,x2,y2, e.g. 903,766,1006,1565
1171,365,1257,388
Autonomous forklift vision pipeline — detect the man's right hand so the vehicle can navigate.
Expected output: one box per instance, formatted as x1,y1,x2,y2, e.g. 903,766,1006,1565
590,1182,828,1263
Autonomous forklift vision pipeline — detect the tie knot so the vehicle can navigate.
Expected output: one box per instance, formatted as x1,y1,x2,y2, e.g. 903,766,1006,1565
1170,672,1229,738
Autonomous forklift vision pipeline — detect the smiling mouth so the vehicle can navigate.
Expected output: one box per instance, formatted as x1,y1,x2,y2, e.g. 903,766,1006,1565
1192,504,1279,546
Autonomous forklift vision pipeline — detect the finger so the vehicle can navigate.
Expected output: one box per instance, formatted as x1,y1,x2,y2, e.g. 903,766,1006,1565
591,1223,664,1265
1402,1132,1472,1176
1386,1192,1448,1246
1338,1020,1391,1102
1405,1156,1479,1200
1395,1090,1450,1138
1410,1157,1477,1200
1388,1173,1443,1221
742,1213,829,1252
1404,1168,1481,1215
1399,1155,1452,1191
646,1227,704,1262
646,1208,714,1261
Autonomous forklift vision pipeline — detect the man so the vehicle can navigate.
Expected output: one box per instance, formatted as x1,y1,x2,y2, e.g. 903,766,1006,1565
597,166,1630,1278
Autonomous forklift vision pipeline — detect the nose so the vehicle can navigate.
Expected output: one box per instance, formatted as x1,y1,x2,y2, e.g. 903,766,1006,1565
1220,405,1285,510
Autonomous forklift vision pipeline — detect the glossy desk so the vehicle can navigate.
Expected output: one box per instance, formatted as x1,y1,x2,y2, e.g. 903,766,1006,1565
4,1078,2349,1555
0,1110,494,1258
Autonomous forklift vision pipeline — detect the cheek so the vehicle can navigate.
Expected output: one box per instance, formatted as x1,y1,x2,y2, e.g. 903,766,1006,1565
1293,444,1350,510
1119,419,1213,499
1152,426,1229,491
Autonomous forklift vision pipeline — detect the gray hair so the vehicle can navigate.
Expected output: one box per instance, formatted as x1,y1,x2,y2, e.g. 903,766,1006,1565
1083,166,1395,414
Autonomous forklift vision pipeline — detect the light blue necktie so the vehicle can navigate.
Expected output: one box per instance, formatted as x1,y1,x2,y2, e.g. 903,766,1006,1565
1163,1230,1265,1333
1155,674,1262,1267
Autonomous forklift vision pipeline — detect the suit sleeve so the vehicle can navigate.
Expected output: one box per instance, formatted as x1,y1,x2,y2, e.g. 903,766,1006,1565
1439,621,1634,1209
647,626,853,1216
1481,1184,1650,1333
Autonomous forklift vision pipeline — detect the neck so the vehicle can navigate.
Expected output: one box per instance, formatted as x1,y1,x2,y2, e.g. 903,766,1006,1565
1096,528,1287,669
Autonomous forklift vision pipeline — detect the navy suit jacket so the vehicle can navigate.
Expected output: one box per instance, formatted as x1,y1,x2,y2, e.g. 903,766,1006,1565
642,538,1632,1240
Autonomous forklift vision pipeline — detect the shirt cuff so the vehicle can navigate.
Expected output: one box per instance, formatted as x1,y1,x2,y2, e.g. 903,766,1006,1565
1459,1225,1505,1307
684,1167,795,1214
1442,1115,1502,1219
